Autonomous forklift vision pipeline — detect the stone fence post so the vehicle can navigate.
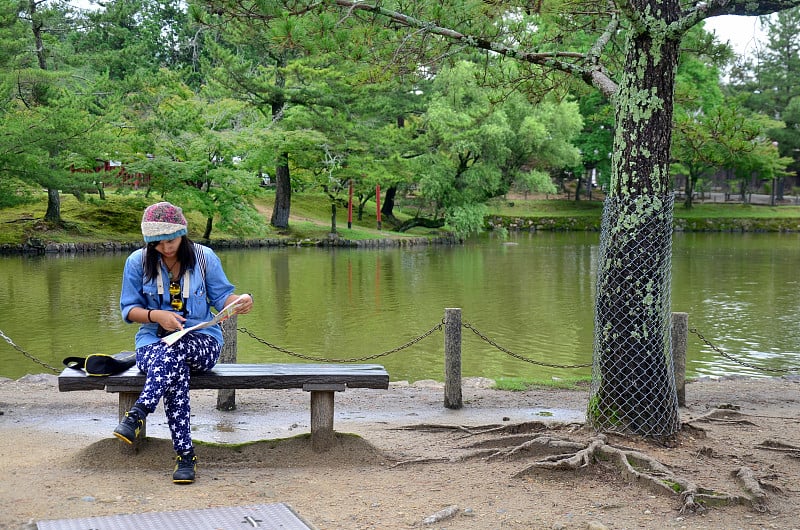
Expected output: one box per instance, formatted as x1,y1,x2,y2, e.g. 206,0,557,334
444,308,462,409
217,316,238,411
672,312,688,407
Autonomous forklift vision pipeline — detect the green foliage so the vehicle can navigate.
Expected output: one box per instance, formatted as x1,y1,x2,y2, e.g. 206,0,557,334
106,71,266,238
72,0,198,80
675,25,727,113
444,203,489,237
725,7,800,182
3,0,798,243
409,60,581,234
672,95,791,207
0,177,36,208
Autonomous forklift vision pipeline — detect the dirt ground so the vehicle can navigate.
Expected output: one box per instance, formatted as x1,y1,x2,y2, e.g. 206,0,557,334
2,374,800,530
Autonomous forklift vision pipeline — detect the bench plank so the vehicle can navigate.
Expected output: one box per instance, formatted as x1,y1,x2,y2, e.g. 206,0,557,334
59,363,390,392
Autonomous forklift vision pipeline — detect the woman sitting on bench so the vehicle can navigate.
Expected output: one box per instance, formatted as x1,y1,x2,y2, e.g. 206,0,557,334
116,201,254,484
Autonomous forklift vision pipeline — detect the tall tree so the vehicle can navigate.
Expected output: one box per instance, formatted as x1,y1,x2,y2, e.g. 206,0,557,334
671,26,731,207
408,60,577,235
672,100,789,206
117,72,264,238
197,0,800,437
573,91,615,196
727,7,800,193
1,0,112,224
197,10,311,229
72,0,198,80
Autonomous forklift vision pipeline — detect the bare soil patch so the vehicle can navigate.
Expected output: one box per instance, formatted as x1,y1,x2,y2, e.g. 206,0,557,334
1,375,799,529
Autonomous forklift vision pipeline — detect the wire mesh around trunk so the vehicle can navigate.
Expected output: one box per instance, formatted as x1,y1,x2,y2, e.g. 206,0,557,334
588,194,680,438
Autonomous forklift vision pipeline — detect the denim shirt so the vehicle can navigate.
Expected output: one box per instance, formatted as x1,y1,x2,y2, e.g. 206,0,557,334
119,244,235,349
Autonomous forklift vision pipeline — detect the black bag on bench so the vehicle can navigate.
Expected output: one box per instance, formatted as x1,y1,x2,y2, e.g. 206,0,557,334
63,352,137,376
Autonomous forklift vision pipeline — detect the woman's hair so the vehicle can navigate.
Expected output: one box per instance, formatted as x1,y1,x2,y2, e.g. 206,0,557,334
143,237,197,282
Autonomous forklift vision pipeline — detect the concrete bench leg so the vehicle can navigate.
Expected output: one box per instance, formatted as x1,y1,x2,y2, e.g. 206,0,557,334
304,384,345,452
118,391,145,452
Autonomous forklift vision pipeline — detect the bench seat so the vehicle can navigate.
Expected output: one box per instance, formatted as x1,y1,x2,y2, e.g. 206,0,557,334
58,362,390,452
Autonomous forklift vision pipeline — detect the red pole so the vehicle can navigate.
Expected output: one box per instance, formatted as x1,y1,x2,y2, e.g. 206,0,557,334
376,184,382,230
347,179,353,229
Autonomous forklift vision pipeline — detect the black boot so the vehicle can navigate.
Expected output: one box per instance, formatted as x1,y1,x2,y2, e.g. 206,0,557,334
113,405,145,445
173,451,197,484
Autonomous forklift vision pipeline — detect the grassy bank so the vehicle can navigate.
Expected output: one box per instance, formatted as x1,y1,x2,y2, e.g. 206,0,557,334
4,191,800,247
0,190,430,247
487,197,800,232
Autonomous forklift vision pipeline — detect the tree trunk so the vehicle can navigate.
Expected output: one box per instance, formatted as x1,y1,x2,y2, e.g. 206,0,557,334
590,11,681,438
381,186,396,218
44,188,61,224
396,217,445,232
683,172,695,209
29,0,46,71
270,61,292,229
271,155,291,229
330,203,337,234
203,217,213,239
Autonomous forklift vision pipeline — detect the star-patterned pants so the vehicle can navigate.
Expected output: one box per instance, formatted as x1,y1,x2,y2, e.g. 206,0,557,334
134,333,221,455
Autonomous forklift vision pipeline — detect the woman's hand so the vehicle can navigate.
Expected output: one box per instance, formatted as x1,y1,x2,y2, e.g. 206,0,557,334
226,293,254,315
152,309,186,331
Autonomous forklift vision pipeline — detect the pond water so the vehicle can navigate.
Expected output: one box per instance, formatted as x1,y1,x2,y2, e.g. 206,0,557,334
2,232,799,381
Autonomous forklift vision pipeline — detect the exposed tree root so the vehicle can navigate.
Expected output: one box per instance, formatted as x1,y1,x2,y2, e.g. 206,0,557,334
391,420,567,437
390,457,452,468
756,439,800,455
485,434,586,462
679,422,708,438
396,415,780,515
732,467,769,512
492,434,764,514
391,423,502,435
684,409,757,426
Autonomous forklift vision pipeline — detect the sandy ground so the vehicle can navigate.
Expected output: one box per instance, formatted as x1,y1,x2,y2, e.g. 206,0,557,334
2,374,800,530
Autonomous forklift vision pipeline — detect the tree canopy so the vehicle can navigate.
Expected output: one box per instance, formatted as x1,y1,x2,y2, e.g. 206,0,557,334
189,0,800,437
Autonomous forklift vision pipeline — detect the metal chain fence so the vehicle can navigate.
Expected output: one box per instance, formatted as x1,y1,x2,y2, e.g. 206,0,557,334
5,299,800,409
462,323,592,369
690,328,800,374
0,329,61,373
589,194,680,439
237,322,445,363
240,320,594,369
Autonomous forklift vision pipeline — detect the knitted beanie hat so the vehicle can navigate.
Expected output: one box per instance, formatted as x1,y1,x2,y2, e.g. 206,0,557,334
141,202,188,243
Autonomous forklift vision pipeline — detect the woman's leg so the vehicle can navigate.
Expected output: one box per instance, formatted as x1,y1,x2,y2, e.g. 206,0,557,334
113,340,178,444
120,333,220,483
159,333,220,454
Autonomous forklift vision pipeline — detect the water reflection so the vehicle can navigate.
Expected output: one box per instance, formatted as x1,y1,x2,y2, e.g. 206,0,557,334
2,232,800,381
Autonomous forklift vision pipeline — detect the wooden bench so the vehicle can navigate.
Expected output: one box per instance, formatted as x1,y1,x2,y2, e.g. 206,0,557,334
58,362,390,452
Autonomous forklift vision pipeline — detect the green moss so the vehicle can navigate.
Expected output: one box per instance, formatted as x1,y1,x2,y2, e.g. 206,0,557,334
587,394,622,426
